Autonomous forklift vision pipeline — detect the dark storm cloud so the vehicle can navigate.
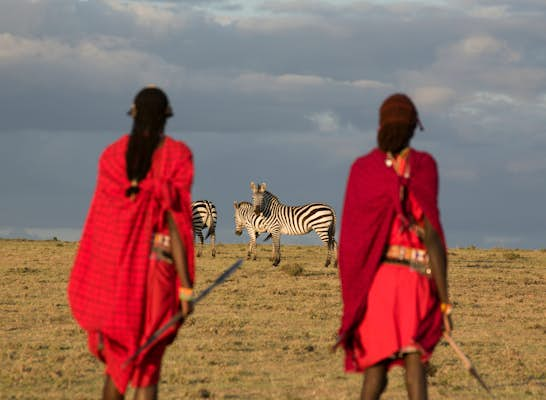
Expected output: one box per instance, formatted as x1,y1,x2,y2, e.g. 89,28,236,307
1,0,545,248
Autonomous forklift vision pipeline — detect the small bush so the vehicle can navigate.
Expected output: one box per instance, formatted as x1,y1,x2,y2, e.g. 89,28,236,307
280,263,305,276
504,252,523,260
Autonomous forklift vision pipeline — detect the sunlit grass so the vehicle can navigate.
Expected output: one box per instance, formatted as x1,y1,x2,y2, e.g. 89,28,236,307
1,240,544,399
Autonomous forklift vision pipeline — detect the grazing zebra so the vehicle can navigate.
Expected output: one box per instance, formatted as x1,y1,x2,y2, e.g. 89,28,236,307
233,201,272,261
250,182,337,267
191,200,217,257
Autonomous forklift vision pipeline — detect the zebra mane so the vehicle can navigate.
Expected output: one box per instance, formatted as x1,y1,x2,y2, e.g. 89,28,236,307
236,201,253,212
264,190,280,204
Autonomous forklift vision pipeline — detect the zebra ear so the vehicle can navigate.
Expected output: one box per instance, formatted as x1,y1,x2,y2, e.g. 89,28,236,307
250,181,256,191
260,182,267,192
233,201,238,209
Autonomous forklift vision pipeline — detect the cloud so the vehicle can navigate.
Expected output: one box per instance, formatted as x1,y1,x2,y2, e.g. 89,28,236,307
452,34,520,61
104,0,191,33
0,33,185,93
506,158,546,174
1,0,546,249
466,5,510,19
305,110,340,133
413,86,456,109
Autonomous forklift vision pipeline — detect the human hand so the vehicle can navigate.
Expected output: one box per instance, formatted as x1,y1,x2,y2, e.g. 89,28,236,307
181,299,194,318
179,287,195,318
441,302,453,335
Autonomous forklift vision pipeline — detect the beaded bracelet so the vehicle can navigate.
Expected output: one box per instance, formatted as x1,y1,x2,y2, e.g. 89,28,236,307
179,287,195,302
440,302,453,315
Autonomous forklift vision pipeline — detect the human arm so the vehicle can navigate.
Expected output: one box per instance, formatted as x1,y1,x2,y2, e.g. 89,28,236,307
167,211,194,318
423,216,452,334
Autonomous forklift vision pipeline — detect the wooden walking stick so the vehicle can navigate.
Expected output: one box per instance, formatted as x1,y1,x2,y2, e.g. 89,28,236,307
443,332,495,398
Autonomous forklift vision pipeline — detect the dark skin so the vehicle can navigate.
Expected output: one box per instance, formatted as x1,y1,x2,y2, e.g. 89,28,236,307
360,217,451,400
102,212,193,400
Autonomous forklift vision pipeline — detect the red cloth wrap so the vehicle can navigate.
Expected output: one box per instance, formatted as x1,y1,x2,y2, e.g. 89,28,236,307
68,135,194,393
338,148,445,368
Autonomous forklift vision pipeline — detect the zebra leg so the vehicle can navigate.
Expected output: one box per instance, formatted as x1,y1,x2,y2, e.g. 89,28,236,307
211,233,216,258
248,231,257,260
317,231,333,267
196,233,204,257
324,238,337,267
333,240,338,268
272,232,281,267
324,239,338,268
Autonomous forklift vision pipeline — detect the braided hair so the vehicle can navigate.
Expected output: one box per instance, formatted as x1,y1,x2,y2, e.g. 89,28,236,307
125,86,173,198
377,93,422,155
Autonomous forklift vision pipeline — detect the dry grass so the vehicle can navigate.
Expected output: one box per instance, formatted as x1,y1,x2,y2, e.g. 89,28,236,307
1,240,545,399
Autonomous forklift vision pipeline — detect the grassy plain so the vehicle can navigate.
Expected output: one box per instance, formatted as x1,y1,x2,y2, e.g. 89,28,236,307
1,239,545,399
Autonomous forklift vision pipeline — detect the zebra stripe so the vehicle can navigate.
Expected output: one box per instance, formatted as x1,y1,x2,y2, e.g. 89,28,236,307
250,182,337,267
191,200,217,257
233,201,271,261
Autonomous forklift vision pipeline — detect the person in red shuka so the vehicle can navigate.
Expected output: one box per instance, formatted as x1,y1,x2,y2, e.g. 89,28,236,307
68,86,196,400
337,93,453,400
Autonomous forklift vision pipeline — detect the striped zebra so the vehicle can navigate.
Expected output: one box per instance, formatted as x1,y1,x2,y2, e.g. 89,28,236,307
233,201,272,260
191,200,217,257
250,182,337,267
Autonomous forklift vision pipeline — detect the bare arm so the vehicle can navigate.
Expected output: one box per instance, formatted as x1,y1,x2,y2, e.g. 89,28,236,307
423,217,452,333
423,217,448,303
167,212,194,317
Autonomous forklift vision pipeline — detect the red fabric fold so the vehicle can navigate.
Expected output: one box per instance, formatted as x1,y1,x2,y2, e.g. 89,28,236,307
68,135,194,393
337,148,445,359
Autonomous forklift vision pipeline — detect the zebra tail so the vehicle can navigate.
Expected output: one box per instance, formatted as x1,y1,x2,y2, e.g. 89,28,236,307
327,220,335,250
205,214,216,239
205,223,216,239
263,233,272,242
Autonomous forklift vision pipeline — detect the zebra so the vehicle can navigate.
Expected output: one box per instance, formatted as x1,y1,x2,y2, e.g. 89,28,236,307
191,200,217,257
233,201,272,261
250,182,337,267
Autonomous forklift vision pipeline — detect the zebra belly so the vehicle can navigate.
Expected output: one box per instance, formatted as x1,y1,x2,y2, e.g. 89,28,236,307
280,226,312,235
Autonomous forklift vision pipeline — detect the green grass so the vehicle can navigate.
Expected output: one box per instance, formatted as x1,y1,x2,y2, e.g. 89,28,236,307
1,240,545,399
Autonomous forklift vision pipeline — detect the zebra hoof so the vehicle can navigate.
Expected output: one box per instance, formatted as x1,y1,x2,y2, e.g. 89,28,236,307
212,251,216,258
196,253,202,258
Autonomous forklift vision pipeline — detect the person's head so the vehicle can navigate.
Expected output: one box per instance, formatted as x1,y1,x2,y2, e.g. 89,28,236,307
125,86,173,198
128,85,173,137
377,93,422,154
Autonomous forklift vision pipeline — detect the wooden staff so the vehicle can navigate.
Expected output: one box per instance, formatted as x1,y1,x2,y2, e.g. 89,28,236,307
443,332,495,398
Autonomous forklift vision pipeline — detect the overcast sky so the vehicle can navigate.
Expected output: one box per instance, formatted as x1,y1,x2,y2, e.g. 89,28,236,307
1,0,545,249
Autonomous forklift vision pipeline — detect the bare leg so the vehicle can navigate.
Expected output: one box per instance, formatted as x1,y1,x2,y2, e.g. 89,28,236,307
133,385,158,400
404,352,428,400
361,360,388,400
103,375,124,400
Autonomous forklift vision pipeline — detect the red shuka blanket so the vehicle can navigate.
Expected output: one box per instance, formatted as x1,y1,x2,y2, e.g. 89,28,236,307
338,148,445,351
68,135,194,390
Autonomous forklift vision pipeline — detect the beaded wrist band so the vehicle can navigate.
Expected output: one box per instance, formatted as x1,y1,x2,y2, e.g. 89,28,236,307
179,287,195,302
440,302,453,315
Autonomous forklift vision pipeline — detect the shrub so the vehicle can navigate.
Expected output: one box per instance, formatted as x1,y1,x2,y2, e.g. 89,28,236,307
280,263,305,276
